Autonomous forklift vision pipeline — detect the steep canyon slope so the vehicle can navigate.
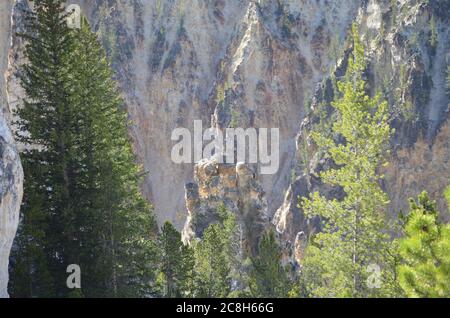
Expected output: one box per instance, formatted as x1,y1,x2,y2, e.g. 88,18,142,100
0,0,449,287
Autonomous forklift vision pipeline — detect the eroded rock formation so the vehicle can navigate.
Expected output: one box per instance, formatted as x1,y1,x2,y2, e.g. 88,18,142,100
182,158,270,255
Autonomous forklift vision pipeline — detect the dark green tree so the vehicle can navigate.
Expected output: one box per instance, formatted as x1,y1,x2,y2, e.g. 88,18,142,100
70,16,158,298
249,231,290,298
157,222,194,297
178,241,195,297
9,0,157,298
192,205,243,297
221,205,251,297
193,224,231,298
9,0,75,297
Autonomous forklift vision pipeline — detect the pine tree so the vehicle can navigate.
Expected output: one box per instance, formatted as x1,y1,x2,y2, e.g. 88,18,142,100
192,205,241,298
249,231,290,298
9,0,76,297
397,192,450,298
178,242,195,297
72,16,158,298
299,25,399,297
193,224,231,297
157,222,194,297
10,1,157,297
221,205,251,297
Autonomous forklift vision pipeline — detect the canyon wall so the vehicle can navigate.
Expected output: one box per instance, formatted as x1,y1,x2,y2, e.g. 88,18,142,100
273,0,450,263
0,0,448,285
58,0,358,229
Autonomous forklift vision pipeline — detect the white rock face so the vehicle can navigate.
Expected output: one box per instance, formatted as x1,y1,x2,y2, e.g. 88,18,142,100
0,114,23,298
0,0,23,298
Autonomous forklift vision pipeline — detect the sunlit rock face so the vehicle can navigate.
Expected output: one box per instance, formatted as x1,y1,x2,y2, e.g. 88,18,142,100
0,0,23,298
2,0,448,269
0,113,23,299
55,0,357,229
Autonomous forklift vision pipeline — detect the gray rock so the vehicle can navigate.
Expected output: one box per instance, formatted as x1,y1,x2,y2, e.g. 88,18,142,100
0,0,23,298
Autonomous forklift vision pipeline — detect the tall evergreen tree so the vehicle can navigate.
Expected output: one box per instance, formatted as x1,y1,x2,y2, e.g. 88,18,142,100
10,1,157,298
9,0,75,297
397,192,450,298
193,224,231,297
300,25,399,297
221,205,251,297
157,222,194,297
249,231,290,298
192,205,242,298
178,241,195,297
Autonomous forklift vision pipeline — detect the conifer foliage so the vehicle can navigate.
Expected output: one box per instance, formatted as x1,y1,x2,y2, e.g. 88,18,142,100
249,231,290,298
397,192,450,298
157,222,194,297
9,0,157,298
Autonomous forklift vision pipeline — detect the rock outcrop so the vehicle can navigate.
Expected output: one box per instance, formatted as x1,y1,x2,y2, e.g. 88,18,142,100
182,158,270,255
0,113,23,298
0,0,23,298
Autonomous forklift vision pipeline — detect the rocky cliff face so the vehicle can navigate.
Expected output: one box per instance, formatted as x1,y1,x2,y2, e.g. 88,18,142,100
273,0,450,263
6,0,359,228
0,0,23,298
55,0,359,230
0,112,23,299
1,0,448,274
